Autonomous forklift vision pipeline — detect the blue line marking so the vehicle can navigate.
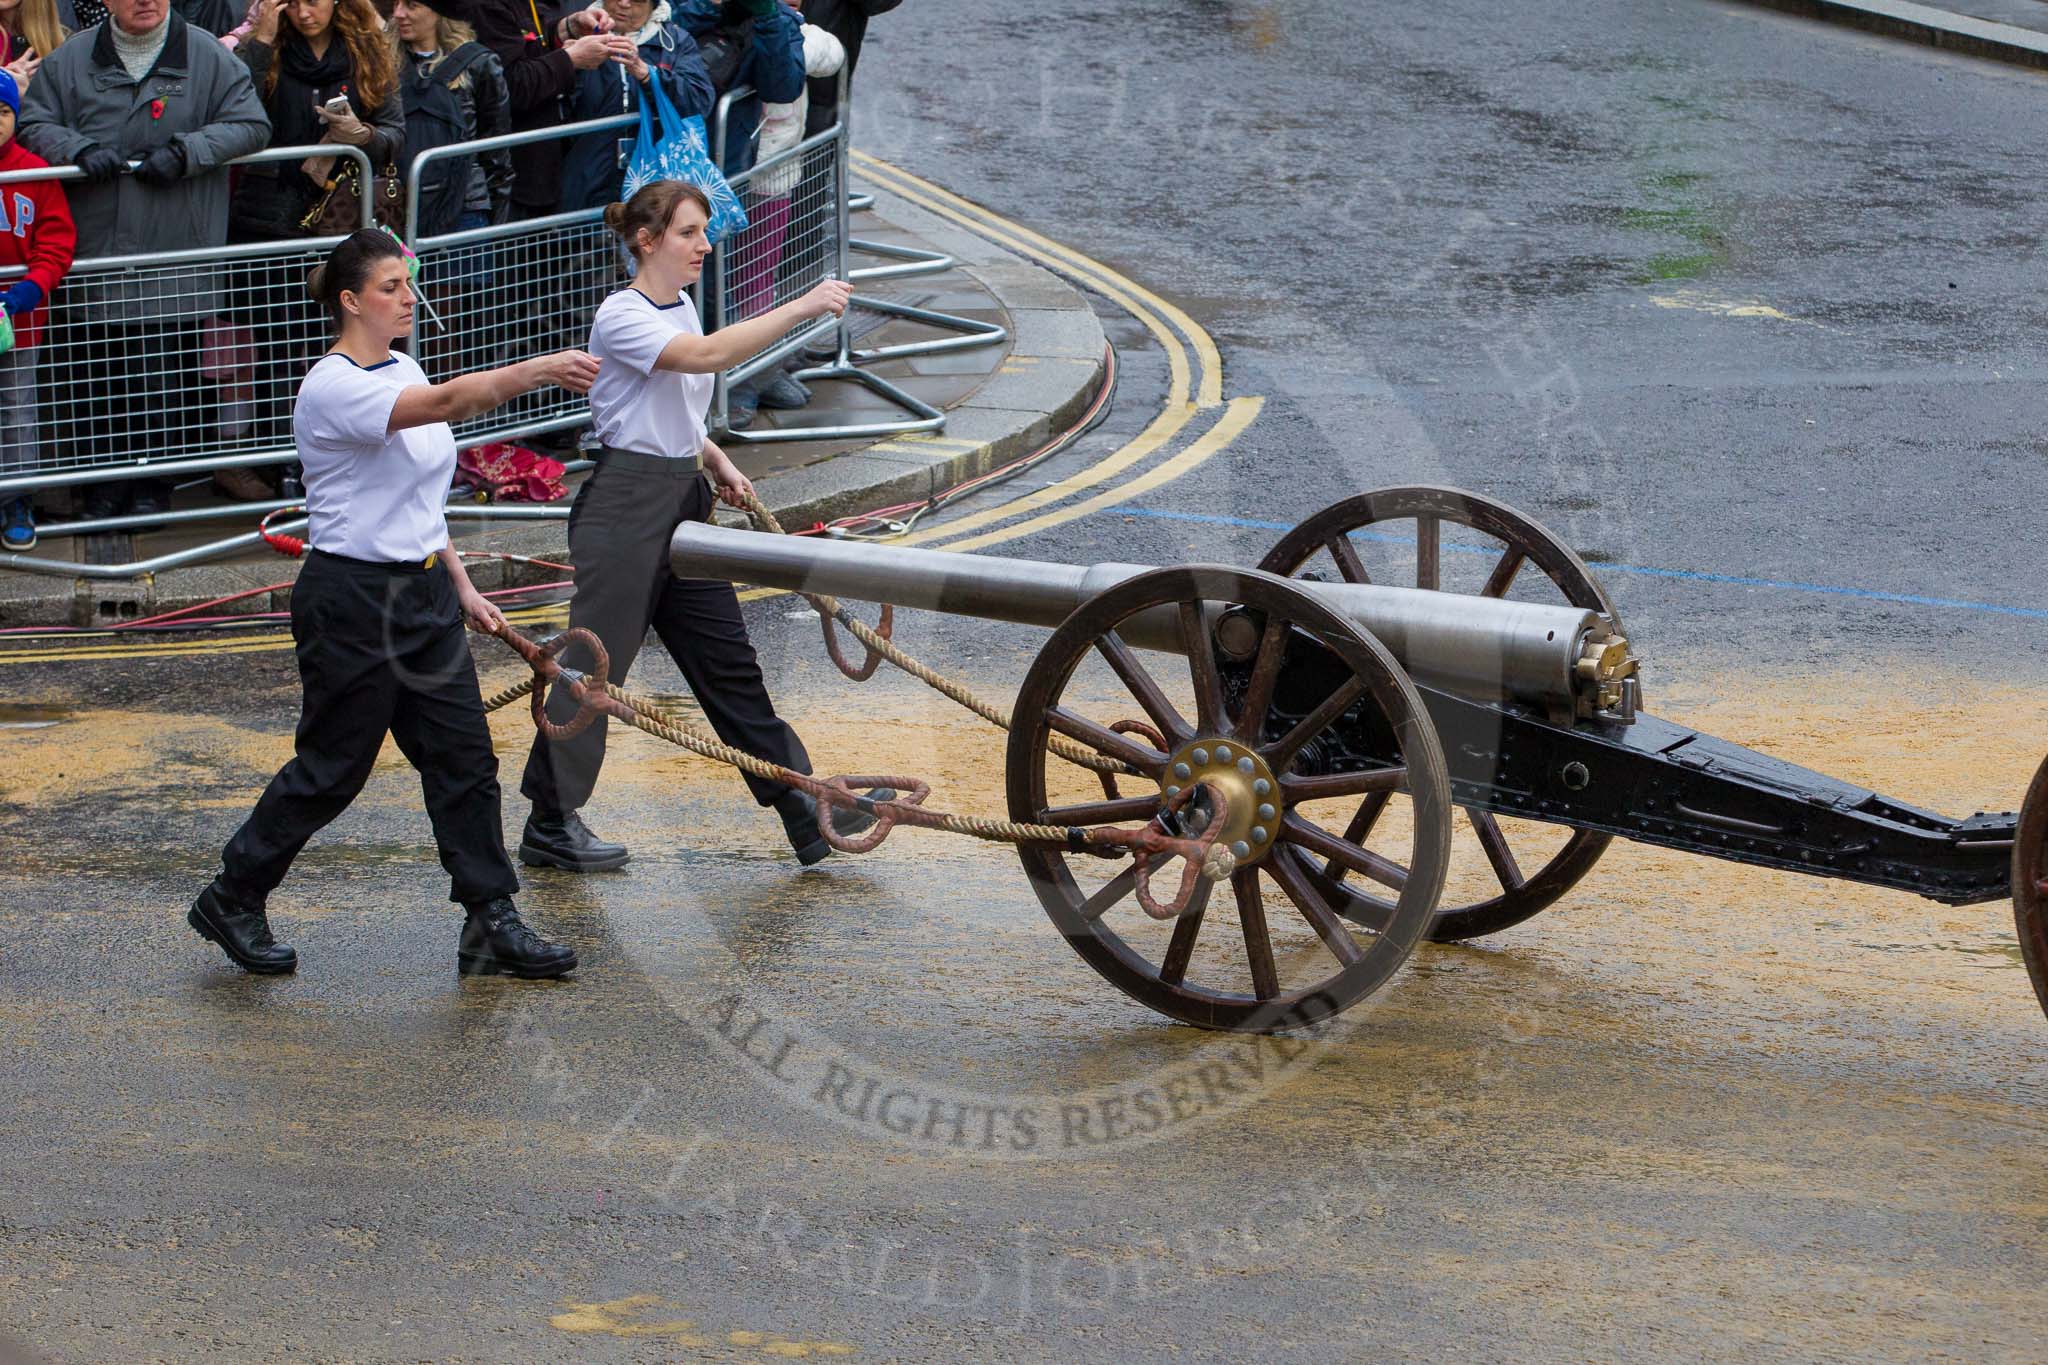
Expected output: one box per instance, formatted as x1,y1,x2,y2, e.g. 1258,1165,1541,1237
1110,506,2048,622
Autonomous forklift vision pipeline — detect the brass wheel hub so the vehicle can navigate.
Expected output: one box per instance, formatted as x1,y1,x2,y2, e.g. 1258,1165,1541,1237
1160,735,1280,867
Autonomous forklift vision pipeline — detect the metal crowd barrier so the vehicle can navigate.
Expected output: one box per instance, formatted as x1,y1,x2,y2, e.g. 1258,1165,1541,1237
402,115,636,451
703,78,1005,443
0,69,1009,577
0,142,375,517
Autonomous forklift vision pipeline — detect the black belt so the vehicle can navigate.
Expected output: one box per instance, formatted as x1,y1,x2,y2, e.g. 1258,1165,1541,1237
595,444,702,476
309,546,442,573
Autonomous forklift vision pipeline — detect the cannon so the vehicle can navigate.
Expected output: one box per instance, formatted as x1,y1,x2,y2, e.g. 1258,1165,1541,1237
671,486,2048,1035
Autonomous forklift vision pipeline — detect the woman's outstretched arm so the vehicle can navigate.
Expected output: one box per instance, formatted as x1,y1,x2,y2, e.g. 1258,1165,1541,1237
653,279,851,375
387,350,601,433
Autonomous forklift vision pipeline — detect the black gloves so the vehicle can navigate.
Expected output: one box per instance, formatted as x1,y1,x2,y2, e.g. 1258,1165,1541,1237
743,0,776,16
135,141,187,187
75,145,127,182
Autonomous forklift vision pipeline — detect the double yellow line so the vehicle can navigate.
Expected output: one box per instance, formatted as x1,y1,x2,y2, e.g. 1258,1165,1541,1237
849,153,1258,553
0,602,572,665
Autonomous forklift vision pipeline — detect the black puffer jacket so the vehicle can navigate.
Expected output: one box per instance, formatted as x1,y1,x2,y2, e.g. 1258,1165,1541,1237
399,43,514,230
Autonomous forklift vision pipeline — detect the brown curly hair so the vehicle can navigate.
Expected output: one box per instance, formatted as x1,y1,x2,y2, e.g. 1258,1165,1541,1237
264,0,398,117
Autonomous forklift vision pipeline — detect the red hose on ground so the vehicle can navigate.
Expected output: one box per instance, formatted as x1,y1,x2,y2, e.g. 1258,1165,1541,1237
116,582,297,631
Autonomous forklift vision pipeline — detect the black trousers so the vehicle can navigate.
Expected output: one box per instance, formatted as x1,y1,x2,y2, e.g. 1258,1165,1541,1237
520,451,810,814
219,550,521,908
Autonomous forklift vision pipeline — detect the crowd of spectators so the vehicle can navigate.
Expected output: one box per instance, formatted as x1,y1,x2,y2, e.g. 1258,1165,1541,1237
0,0,897,552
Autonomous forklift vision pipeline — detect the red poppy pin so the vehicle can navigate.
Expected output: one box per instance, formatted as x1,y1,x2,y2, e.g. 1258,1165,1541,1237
149,97,165,120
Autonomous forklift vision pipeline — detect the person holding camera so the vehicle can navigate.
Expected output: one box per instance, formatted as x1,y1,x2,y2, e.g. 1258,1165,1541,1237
426,0,628,224
231,0,403,241
191,227,602,980
555,0,712,215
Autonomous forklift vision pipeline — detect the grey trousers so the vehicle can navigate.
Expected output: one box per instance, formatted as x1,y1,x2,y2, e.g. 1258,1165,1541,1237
519,448,812,814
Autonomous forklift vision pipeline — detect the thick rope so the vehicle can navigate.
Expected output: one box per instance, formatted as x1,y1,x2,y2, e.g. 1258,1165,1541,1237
482,679,1131,855
479,623,1235,916
480,675,537,714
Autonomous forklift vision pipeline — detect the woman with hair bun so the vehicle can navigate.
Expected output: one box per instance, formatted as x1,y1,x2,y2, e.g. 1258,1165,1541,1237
516,178,877,874
189,228,602,981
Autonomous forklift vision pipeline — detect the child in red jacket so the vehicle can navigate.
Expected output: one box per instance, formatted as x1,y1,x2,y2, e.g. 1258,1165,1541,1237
0,68,77,552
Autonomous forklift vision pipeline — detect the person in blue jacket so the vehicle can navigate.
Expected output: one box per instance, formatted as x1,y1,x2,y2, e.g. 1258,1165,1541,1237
676,0,802,180
556,0,713,213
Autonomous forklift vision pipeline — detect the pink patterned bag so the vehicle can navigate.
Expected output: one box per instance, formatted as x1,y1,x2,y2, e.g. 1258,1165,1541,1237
454,443,569,503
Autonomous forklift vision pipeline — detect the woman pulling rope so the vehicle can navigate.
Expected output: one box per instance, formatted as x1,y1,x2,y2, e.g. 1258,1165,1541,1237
515,178,893,874
188,229,600,981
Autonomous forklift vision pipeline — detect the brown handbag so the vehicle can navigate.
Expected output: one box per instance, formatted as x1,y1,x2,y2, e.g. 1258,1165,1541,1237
299,158,404,236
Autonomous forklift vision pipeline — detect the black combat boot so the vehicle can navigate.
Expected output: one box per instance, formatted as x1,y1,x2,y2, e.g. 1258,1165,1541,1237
457,898,578,979
774,787,897,866
187,883,298,974
518,807,630,872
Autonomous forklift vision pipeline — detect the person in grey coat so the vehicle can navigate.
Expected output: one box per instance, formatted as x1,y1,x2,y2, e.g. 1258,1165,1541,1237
18,0,269,519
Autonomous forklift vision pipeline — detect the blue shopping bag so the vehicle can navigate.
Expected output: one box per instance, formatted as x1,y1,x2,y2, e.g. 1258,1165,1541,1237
623,78,749,246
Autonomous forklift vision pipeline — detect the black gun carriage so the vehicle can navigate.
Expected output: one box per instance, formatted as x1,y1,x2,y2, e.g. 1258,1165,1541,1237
669,487,2047,1035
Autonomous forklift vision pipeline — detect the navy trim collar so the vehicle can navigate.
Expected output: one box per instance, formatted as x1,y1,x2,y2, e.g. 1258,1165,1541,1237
630,287,690,311
323,351,400,371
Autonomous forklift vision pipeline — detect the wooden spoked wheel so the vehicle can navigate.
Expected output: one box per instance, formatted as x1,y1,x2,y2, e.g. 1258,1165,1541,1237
1006,566,1452,1033
2013,753,2048,1025
1257,485,1623,943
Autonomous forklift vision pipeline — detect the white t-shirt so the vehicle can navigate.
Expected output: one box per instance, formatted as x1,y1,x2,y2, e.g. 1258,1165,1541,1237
294,351,454,563
587,287,713,462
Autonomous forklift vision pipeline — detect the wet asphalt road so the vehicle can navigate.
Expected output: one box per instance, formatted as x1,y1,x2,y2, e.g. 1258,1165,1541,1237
857,0,2048,675
5,1,2048,1361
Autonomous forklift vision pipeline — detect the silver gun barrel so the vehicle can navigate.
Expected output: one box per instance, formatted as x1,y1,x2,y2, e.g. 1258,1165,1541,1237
670,522,1620,709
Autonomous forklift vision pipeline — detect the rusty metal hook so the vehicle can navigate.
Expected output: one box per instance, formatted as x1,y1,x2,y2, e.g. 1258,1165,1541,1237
493,623,613,742
817,775,931,853
1132,784,1232,920
813,598,894,682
